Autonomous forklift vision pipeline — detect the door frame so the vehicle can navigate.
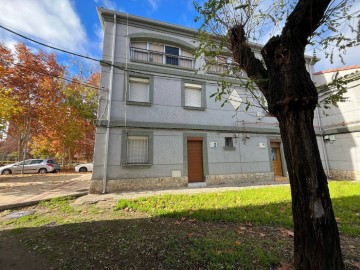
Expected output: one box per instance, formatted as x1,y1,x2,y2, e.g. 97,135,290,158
183,133,209,182
268,139,287,177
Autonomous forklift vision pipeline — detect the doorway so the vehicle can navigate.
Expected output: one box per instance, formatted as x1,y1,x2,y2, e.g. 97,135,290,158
187,138,204,182
271,142,283,176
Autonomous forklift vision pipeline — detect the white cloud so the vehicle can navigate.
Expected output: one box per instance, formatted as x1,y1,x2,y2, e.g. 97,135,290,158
0,0,87,54
148,0,160,11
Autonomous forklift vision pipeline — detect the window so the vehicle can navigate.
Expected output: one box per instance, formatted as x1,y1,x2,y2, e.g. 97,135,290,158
129,77,149,102
122,131,153,166
165,45,179,65
30,160,43,164
225,137,233,148
126,136,149,164
184,83,202,108
17,160,31,166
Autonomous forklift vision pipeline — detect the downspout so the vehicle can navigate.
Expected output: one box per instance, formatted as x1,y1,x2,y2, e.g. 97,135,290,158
102,14,117,194
309,59,331,177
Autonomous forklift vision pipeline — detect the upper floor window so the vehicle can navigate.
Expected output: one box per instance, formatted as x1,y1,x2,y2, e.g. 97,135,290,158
184,83,202,107
182,81,206,110
126,73,154,106
130,41,194,69
129,77,149,103
165,46,179,65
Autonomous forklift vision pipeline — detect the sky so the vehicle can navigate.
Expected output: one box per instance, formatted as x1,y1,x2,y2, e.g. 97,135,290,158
0,0,358,74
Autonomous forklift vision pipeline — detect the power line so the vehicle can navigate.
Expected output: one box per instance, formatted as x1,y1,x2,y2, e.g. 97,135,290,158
0,24,104,64
0,58,107,91
0,23,258,93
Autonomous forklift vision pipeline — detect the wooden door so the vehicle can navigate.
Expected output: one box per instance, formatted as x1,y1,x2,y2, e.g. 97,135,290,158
187,139,204,182
271,142,283,176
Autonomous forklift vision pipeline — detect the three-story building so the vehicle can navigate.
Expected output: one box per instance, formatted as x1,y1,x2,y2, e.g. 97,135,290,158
91,8,319,193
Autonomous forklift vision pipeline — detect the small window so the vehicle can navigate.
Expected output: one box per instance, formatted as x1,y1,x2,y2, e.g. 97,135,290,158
165,45,179,65
225,137,233,148
129,77,150,102
127,136,149,164
184,83,202,108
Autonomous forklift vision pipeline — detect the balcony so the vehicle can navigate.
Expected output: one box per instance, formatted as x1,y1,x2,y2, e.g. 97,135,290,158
130,47,194,69
208,63,247,77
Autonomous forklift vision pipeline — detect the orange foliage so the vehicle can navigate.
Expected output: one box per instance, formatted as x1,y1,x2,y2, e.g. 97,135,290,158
0,42,99,163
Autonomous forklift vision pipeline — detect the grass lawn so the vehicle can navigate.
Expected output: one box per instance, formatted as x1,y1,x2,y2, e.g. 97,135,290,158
0,181,359,269
116,181,360,236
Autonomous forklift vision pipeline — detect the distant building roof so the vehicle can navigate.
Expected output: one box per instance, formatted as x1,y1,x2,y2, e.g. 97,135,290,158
314,65,360,75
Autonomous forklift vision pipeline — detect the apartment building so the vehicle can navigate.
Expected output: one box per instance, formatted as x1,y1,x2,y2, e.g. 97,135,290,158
314,66,360,180
90,8,322,193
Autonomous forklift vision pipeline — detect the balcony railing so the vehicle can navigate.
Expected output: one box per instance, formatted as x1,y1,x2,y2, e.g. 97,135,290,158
207,63,229,73
208,63,247,77
130,47,194,69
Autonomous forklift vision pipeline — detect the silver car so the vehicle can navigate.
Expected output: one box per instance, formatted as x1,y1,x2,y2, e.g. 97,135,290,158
75,162,93,173
0,159,61,175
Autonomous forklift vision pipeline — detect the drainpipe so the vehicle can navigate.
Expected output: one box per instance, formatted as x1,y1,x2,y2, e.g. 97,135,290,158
309,59,331,177
102,14,117,194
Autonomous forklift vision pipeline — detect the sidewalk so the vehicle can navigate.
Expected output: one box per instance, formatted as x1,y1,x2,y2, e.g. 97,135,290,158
0,173,288,211
73,181,289,207
0,173,91,210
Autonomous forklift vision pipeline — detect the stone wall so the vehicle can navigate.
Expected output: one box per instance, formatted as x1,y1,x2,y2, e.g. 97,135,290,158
90,172,276,194
206,172,275,186
90,177,188,193
329,170,360,180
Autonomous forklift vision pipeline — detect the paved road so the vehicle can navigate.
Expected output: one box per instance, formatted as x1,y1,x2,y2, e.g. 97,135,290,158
0,173,91,210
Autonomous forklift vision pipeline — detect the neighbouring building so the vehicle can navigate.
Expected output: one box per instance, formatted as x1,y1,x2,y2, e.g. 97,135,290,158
90,8,337,193
314,65,360,180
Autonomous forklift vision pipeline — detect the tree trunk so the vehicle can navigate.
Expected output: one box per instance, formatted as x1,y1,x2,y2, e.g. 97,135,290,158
277,108,344,269
228,0,344,264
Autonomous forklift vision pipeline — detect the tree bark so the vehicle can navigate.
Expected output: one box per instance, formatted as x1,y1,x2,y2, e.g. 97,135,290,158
277,107,343,269
229,0,344,267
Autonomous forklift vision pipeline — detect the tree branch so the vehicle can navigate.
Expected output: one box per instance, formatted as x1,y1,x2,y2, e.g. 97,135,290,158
229,25,269,97
282,0,332,47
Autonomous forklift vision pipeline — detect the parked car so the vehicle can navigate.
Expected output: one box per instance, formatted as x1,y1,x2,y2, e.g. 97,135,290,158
0,159,61,175
75,162,93,173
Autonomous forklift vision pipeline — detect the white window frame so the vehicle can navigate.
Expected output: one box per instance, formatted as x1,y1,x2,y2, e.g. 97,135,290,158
182,81,206,110
126,73,153,105
126,136,149,165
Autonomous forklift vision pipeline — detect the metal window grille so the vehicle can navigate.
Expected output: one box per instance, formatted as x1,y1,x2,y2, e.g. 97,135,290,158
165,45,179,65
129,77,149,102
127,136,149,164
225,137,233,147
184,83,202,107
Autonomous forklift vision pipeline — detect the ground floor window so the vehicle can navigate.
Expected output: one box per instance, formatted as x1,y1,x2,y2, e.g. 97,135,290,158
127,136,149,164
121,131,153,166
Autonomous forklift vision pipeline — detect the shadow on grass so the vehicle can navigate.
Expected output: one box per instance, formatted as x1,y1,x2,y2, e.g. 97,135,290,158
1,192,359,270
0,216,293,270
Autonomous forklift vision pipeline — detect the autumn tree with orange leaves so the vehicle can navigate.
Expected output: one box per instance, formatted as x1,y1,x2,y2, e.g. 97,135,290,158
0,42,99,164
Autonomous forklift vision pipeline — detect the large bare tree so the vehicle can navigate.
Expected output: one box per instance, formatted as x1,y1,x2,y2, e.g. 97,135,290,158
195,0,359,268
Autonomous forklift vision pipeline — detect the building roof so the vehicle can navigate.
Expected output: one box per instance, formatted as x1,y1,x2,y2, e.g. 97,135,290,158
314,65,360,75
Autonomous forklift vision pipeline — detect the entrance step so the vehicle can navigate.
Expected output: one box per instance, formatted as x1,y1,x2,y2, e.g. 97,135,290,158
188,182,207,188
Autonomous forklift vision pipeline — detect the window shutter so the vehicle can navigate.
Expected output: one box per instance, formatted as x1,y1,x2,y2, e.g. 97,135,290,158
127,136,149,164
184,83,202,107
129,77,149,102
